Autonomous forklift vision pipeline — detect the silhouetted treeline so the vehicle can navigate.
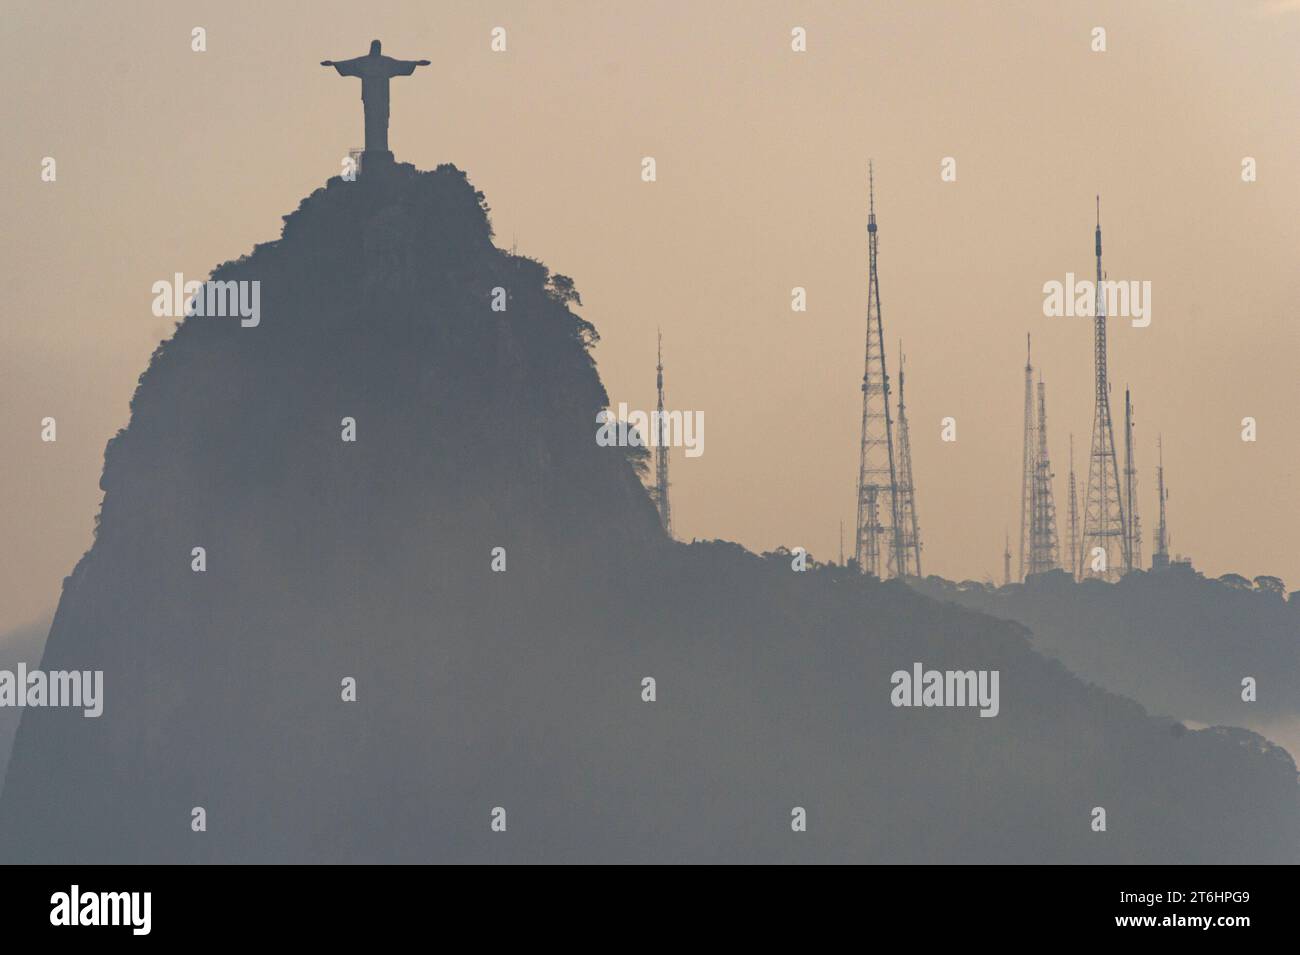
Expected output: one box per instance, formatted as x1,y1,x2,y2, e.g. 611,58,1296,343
911,565,1300,737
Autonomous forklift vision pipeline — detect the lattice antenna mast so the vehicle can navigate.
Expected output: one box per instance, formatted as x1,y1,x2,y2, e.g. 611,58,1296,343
653,329,673,537
893,345,923,577
1018,335,1036,581
1029,377,1061,573
853,162,904,577
1152,435,1170,569
1080,197,1130,580
1123,387,1142,573
1067,434,1080,580
1003,530,1011,587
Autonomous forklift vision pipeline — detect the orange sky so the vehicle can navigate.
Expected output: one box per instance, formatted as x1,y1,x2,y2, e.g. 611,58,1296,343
2,0,1298,632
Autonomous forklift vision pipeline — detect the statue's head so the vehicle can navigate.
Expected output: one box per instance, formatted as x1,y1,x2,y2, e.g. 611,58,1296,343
369,40,381,55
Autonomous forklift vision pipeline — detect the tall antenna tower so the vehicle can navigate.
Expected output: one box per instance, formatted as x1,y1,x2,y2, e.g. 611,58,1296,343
1003,531,1011,587
1017,335,1036,581
893,346,923,577
1123,387,1142,573
854,162,903,578
1152,435,1170,570
1029,378,1061,574
1080,198,1129,580
653,330,673,537
1067,434,1080,579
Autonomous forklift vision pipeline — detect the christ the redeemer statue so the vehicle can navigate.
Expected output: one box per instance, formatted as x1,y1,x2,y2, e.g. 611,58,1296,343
322,40,430,158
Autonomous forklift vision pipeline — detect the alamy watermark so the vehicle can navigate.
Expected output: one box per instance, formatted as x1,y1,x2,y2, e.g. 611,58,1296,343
50,885,150,935
890,662,999,717
0,664,103,718
596,403,704,457
152,273,261,327
1042,272,1151,327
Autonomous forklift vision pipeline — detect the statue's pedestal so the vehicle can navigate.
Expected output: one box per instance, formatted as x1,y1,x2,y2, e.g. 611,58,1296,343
360,150,395,177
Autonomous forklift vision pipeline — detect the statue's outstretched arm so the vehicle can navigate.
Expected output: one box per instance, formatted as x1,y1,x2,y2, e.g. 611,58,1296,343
324,57,364,77
390,58,432,76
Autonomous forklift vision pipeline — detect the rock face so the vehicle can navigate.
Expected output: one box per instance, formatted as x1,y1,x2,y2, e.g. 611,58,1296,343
0,619,50,786
2,164,1296,862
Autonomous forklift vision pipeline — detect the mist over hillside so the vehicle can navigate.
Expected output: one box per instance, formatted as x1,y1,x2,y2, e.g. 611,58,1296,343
0,619,50,788
911,567,1300,754
1,163,1295,863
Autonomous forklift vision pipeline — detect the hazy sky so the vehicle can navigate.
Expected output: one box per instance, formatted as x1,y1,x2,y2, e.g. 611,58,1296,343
2,0,1298,633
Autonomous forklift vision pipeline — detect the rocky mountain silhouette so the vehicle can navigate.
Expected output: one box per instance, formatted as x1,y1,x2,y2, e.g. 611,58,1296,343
1,162,1296,862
